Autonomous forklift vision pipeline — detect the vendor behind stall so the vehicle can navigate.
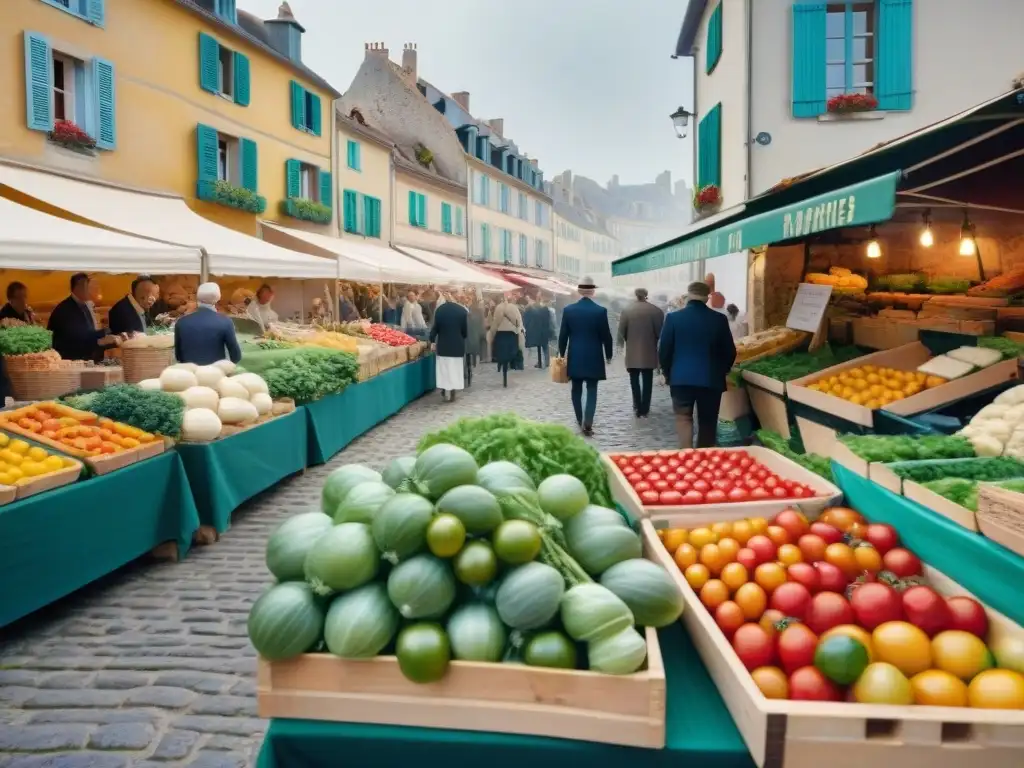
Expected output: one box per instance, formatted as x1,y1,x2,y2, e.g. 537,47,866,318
47,273,120,362
0,282,36,325
174,283,242,366
108,275,154,336
246,284,278,330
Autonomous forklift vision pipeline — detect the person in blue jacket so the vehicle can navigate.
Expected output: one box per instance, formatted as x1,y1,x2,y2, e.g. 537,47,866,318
173,282,242,366
558,277,613,437
658,281,736,448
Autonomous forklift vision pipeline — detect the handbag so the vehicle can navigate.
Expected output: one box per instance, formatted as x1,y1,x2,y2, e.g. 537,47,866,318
551,356,569,384
512,349,525,371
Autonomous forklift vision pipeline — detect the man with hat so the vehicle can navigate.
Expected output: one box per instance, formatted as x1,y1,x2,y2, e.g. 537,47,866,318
557,277,613,437
658,281,736,448
618,287,664,418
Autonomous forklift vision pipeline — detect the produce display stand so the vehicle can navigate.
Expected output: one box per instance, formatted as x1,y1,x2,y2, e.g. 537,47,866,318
258,625,665,748
255,623,755,768
304,354,436,465
741,371,791,439
641,516,1024,768
719,382,751,422
175,408,307,535
976,485,1024,558
603,448,842,523
0,450,199,628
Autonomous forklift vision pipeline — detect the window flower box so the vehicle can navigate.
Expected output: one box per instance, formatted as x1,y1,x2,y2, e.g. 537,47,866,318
282,198,332,225
693,184,721,216
826,93,879,114
197,179,267,214
47,120,97,154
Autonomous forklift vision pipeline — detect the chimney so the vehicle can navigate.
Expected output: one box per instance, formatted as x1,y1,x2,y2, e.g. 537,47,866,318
487,118,504,137
402,43,418,82
609,174,620,189
365,41,390,60
452,91,470,111
264,1,305,62
529,158,538,167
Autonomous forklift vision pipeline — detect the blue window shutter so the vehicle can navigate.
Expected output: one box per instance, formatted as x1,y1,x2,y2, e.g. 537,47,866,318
23,32,53,132
198,33,219,94
791,3,827,118
309,94,322,136
86,0,105,26
233,52,250,106
417,194,427,228
343,190,358,233
876,0,914,111
195,124,219,189
706,3,723,74
91,57,116,150
408,190,418,225
441,203,451,233
353,142,361,170
239,138,258,192
290,81,305,129
319,169,332,209
708,103,721,187
285,159,301,198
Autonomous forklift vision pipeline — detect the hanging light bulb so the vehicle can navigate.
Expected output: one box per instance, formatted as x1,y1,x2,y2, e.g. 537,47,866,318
866,225,882,258
959,212,976,256
919,210,934,247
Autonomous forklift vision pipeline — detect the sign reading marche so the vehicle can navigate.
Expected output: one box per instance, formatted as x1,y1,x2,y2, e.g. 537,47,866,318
612,171,901,277
786,283,834,333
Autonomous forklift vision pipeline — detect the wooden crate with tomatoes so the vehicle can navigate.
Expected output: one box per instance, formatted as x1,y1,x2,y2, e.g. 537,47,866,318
603,447,842,523
642,504,1024,768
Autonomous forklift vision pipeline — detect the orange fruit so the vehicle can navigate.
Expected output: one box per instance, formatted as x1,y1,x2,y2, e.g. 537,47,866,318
853,544,883,573
674,543,698,570
735,582,768,621
751,666,789,699
684,564,710,591
777,544,803,566
967,669,1024,709
711,521,733,539
754,562,787,594
720,562,749,592
824,542,860,578
662,528,688,553
700,543,728,575
717,537,740,563
766,525,791,547
748,517,768,535
689,528,717,548
699,579,730,610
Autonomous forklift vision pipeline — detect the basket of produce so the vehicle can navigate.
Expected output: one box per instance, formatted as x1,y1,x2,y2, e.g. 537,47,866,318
121,333,175,383
63,383,187,443
645,505,1024,768
976,484,1024,557
735,344,866,395
0,326,82,400
0,432,83,500
253,448,679,748
735,327,809,366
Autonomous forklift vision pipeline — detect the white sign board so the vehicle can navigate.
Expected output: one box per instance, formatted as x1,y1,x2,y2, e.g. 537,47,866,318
786,283,833,333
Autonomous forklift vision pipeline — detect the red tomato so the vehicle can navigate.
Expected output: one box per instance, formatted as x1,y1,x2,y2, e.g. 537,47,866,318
809,522,843,545
763,475,779,488
739,457,753,469
798,534,827,563
882,548,922,578
640,490,661,505
758,608,786,639
693,479,711,493
851,582,904,630
728,487,750,502
900,585,951,637
715,601,745,637
653,480,670,492
786,562,820,593
732,624,776,671
749,487,771,500
946,596,988,638
812,561,847,593
634,481,652,493
774,509,810,540
673,481,691,492
746,535,777,564
789,666,842,701
627,472,643,484
864,523,900,554
683,472,698,482
791,486,809,498
705,489,728,503
770,582,812,620
664,473,679,483
638,464,653,475
681,490,705,505
700,472,715,483
659,490,684,506
647,472,662,483
736,548,759,571
650,456,665,467
667,458,681,469
743,478,760,491
771,487,789,498
804,592,855,635
777,623,818,674
712,479,732,491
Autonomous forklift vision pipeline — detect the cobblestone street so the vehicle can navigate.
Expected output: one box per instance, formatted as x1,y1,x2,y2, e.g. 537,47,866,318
0,362,679,767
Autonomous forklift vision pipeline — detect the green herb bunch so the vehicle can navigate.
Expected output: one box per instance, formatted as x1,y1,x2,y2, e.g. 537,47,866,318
0,326,53,356
840,433,975,463
261,348,360,403
731,344,864,385
87,384,186,438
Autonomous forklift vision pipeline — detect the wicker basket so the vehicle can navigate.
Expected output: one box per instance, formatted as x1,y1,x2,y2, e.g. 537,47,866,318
122,346,175,384
407,343,423,361
7,368,81,401
4,351,62,372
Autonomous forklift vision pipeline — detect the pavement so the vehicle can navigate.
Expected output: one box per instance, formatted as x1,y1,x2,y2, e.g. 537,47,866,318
0,360,680,767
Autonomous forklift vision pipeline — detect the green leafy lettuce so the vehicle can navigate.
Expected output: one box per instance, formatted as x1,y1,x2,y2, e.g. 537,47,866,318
892,457,1024,483
839,434,975,464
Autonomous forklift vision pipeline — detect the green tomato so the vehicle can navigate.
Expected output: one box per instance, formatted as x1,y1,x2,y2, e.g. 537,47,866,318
426,514,466,558
814,634,870,685
453,540,498,587
396,623,451,684
523,631,577,669
492,520,542,565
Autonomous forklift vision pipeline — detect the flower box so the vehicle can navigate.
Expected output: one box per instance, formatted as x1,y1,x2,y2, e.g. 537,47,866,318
826,93,879,114
47,120,96,153
197,180,267,214
281,198,332,225
693,184,721,215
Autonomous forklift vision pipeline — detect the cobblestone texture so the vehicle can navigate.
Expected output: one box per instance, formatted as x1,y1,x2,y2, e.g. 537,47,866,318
0,362,678,765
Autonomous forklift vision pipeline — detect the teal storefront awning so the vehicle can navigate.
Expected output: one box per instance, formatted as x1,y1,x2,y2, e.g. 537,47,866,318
612,171,901,278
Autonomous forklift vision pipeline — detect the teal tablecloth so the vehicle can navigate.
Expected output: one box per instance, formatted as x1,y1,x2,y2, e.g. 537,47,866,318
833,462,1024,625
176,409,308,533
305,356,436,465
0,451,198,628
256,622,753,768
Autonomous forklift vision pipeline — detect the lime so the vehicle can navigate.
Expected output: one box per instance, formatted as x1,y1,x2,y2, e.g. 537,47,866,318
453,540,498,587
395,623,451,684
814,634,870,685
492,520,542,565
524,631,578,669
426,514,466,558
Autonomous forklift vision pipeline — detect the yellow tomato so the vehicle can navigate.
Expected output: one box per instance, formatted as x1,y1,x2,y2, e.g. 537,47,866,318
863,364,876,373
673,543,698,570
8,440,29,455
777,544,803,566
717,537,740,562
0,449,22,466
27,446,47,462
911,670,969,707
662,528,688,553
0,433,8,447
731,520,753,545
684,564,710,590
864,399,881,410
5,466,23,481
720,562,749,592
711,521,734,539
990,635,1024,675
872,622,933,677
853,662,914,705
0,472,13,485
931,631,994,681
19,461,44,477
689,528,718,548
751,667,789,699
43,455,64,472
967,669,1024,709
748,517,769,535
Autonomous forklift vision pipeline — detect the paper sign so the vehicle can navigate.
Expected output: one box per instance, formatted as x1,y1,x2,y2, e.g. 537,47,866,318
786,283,833,333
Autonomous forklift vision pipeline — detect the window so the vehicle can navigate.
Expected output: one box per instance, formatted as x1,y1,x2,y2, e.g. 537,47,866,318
290,80,322,135
477,223,491,260
198,33,250,106
347,140,361,171
343,190,361,234
519,234,528,266
299,164,316,199
706,2,723,74
518,192,528,221
454,206,464,235
217,45,234,99
500,229,513,263
216,136,234,183
697,103,722,189
535,239,547,269
197,124,260,207
499,183,510,214
474,173,491,206
52,53,76,122
363,196,382,238
825,3,874,98
441,202,453,234
38,0,104,26
409,191,427,228
284,159,332,215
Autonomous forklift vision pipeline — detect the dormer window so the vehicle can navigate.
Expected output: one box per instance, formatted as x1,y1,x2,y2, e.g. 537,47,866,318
214,0,237,23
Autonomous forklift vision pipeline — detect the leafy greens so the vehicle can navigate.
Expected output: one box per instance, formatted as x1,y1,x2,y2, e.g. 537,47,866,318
0,326,53,356
891,456,1024,483
839,434,975,463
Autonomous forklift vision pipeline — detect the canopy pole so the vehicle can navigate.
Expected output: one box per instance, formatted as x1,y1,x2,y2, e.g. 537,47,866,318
200,247,209,283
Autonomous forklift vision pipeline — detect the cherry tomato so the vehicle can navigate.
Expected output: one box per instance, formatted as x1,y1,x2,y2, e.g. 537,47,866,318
789,666,842,701
758,608,786,639
650,456,665,467
747,535,777,564
735,582,768,621
770,582,812,619
797,534,828,563
824,543,860,578
751,667,789,699
638,464,653,475
808,522,843,545
667,458,681,469
653,480,670,492
774,509,810,540
771,487,789,498
732,624,776,671
749,487,771,500
673,481,690,492
736,548,758,571
766,525,791,547
682,490,705,505
786,562,820,593
720,562,749,591
683,472,698,482
791,486,809,498
640,490,661,505
700,579,730,610
627,472,643,484
720,461,736,473
864,523,900,554
714,601,745,637
712,479,732,491
851,582,905,631
647,472,663,483
804,592,855,635
820,506,864,532
900,586,950,636
882,548,922,578
812,561,847,592
664,473,679,483
728,487,750,502
634,480,652,493
693,479,711,493
754,562,788,594
739,457,753,469
946,596,988,638
778,623,818,674
659,490,684,506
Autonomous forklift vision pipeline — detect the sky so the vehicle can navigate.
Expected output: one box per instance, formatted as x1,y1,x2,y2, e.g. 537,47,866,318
242,0,695,190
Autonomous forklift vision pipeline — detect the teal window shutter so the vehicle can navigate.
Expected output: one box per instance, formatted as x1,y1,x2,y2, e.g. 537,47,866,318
441,202,452,233
195,124,219,192
86,0,105,26
408,190,417,225
347,140,361,170
319,169,332,209
285,159,301,198
706,3,723,74
198,33,219,94
417,194,427,228
696,105,722,188
362,196,374,237
239,138,258,192
482,224,491,259
876,0,914,111
343,190,358,233
709,103,721,187
310,93,322,136
91,57,116,150
23,32,53,132
373,199,382,237
792,3,827,117
455,207,464,235
233,52,250,106
290,81,305,129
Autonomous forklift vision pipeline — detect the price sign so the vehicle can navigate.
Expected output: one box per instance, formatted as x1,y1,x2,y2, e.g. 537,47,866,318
786,283,833,333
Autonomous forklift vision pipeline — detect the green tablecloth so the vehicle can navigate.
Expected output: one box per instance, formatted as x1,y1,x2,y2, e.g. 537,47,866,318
305,356,436,465
833,462,1024,625
0,451,198,628
255,622,754,768
176,409,308,533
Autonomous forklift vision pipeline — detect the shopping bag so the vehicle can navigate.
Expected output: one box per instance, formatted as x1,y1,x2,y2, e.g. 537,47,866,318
551,356,569,384
513,349,525,371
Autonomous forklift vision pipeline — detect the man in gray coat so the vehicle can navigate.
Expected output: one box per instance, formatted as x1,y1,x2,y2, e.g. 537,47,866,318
617,287,664,418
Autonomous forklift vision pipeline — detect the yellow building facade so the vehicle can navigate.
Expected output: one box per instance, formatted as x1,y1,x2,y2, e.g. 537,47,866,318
394,157,467,259
336,114,392,243
2,0,338,237
554,212,586,282
469,157,553,271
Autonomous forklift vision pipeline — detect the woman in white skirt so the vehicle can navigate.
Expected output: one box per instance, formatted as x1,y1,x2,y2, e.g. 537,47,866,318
429,294,469,402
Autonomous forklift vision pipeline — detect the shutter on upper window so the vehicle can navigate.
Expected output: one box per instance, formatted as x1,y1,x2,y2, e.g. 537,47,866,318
791,3,827,117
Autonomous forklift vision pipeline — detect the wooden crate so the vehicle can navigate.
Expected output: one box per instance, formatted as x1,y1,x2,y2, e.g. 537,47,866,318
603,447,842,523
829,441,872,477
976,485,1024,557
13,460,82,500
902,480,978,531
720,382,751,421
0,484,16,507
640,517,1024,768
794,416,840,458
743,372,791,439
256,625,666,748
78,367,124,390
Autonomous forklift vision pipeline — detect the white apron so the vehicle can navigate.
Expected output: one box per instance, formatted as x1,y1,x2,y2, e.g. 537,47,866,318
436,356,465,391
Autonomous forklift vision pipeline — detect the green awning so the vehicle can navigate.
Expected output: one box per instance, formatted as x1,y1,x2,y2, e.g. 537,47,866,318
612,171,901,277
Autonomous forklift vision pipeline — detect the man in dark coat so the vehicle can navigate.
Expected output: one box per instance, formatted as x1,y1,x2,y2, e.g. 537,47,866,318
523,296,552,369
47,273,119,362
173,283,242,366
108,275,155,336
618,287,664,418
429,297,468,402
558,277,613,436
659,281,737,448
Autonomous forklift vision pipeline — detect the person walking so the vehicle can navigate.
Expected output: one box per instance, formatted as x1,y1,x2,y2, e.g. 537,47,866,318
659,281,736,449
465,299,485,387
429,296,468,402
523,295,552,369
618,287,664,418
487,293,524,388
558,277,613,437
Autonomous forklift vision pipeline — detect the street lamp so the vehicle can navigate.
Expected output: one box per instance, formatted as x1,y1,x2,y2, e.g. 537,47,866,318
670,106,693,139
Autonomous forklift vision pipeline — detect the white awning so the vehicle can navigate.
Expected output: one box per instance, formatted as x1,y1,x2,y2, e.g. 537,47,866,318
0,164,338,279
260,223,384,282
261,222,448,282
395,246,517,289
0,197,201,273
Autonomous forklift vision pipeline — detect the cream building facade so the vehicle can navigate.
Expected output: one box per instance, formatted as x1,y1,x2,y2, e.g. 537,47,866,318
336,113,392,242
394,152,467,258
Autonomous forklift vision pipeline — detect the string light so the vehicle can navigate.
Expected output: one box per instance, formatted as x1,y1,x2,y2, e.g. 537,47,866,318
919,210,934,247
866,225,881,258
959,212,976,257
